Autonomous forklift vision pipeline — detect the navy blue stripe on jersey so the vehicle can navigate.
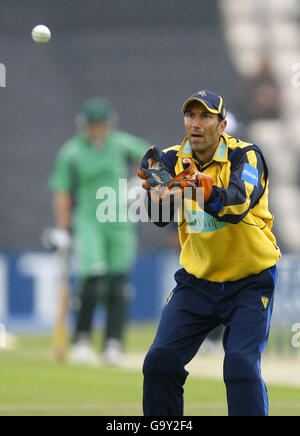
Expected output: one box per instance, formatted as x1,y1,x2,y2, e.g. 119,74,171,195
205,146,266,224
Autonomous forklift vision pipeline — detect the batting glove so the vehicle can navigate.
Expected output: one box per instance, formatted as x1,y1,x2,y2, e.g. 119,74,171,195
42,227,72,254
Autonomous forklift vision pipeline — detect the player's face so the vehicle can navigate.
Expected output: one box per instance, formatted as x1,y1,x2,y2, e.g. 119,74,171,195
184,102,225,154
86,120,110,144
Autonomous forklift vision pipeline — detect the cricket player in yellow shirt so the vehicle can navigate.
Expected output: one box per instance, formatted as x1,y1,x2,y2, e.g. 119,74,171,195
139,90,281,416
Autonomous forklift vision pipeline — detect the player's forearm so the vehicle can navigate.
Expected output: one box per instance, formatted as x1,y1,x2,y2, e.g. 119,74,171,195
53,192,72,230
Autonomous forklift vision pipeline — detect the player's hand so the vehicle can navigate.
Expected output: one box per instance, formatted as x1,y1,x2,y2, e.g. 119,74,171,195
138,146,173,190
42,227,72,254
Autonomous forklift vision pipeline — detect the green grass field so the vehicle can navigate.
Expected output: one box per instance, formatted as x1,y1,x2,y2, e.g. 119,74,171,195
0,325,299,416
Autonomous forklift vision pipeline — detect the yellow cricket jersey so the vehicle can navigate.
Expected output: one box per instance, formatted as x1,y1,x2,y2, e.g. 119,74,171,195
160,133,281,282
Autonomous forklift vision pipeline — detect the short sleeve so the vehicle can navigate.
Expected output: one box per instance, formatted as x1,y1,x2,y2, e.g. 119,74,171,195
48,147,74,192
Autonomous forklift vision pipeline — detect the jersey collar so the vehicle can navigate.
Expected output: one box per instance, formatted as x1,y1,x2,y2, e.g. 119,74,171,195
213,135,228,162
177,135,228,163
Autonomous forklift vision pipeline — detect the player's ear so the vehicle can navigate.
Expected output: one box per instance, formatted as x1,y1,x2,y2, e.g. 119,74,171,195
217,119,227,135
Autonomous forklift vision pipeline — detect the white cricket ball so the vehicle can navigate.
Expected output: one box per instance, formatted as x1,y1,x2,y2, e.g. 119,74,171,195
32,25,52,44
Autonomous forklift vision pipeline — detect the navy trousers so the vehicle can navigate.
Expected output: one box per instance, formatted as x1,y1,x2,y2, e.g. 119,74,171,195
143,266,278,416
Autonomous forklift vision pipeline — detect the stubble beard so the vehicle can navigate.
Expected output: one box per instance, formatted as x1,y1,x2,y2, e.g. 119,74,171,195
191,135,219,163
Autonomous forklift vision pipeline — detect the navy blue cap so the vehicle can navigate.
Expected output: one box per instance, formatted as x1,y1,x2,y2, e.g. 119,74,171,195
182,90,227,120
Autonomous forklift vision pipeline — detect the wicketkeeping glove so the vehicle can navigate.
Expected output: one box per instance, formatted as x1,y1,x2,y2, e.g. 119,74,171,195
168,158,214,202
138,146,173,190
139,146,214,203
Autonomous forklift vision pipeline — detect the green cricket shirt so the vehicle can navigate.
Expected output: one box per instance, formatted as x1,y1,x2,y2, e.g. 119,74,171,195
49,130,150,226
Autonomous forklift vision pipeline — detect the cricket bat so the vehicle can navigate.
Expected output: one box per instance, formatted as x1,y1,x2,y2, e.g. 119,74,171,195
53,251,70,362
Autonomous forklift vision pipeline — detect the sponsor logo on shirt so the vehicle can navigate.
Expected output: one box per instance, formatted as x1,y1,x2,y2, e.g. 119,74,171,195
185,210,227,233
241,163,259,186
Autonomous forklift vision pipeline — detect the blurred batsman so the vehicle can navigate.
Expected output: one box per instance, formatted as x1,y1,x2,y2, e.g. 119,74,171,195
139,90,281,416
49,97,150,365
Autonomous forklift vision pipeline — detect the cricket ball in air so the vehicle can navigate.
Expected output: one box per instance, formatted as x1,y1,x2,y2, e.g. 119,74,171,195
32,25,52,44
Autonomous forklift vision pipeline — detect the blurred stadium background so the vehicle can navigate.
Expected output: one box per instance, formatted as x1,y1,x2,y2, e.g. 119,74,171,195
0,0,300,416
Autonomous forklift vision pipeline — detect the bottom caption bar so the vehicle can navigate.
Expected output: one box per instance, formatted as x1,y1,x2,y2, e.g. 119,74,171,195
101,418,202,433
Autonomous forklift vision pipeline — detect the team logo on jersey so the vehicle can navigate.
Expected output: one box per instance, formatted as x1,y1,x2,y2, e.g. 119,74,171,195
241,163,259,186
261,297,269,309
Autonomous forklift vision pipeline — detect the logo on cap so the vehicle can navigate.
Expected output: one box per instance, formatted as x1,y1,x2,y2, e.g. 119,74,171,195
182,90,227,120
